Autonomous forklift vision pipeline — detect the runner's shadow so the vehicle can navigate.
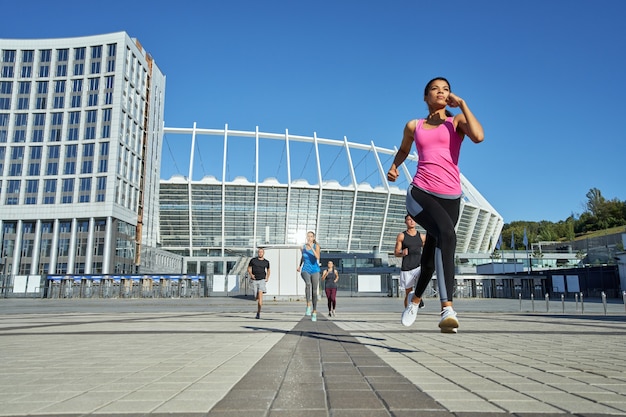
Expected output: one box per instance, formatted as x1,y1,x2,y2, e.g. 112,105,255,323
242,326,417,353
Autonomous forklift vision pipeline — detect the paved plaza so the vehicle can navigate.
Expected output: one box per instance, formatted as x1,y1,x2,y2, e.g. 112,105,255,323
1,296,625,416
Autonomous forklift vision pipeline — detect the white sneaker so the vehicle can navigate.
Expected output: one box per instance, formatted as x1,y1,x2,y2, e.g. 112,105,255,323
439,306,459,331
440,327,457,334
401,293,420,327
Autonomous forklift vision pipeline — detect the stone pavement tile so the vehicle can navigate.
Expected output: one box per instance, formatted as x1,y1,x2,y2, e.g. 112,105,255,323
94,399,165,414
268,410,328,417
209,388,277,411
376,388,441,410
390,411,454,417
148,414,206,417
326,389,385,410
272,386,326,409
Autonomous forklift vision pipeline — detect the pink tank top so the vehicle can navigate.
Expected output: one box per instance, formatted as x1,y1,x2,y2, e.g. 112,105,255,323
411,117,463,196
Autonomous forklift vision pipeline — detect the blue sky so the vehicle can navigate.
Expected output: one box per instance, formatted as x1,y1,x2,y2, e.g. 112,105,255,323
2,0,625,223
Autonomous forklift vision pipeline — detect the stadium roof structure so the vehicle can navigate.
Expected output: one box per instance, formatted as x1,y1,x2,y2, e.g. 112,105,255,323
159,124,503,256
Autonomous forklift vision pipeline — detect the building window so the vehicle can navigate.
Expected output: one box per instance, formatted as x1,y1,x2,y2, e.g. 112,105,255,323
65,144,77,158
81,160,93,174
57,48,69,61
39,50,52,78
43,179,56,204
16,97,28,109
83,142,94,157
74,47,85,60
53,96,64,109
0,113,9,143
37,81,48,94
49,112,63,142
64,161,76,175
28,162,40,176
54,80,65,93
0,81,12,93
10,146,24,161
85,126,95,139
1,66,14,78
61,178,74,204
25,179,38,204
71,95,81,108
21,66,32,78
13,113,27,143
6,179,20,205
96,177,106,202
56,64,67,77
21,50,33,78
79,177,91,202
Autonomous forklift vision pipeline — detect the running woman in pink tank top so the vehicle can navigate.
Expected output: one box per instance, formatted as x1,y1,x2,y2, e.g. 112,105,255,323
387,77,484,333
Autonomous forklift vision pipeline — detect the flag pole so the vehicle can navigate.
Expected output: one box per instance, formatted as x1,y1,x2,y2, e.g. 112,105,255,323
523,228,529,273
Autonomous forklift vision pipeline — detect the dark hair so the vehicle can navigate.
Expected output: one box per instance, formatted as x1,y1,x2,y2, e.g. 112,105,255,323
424,77,453,117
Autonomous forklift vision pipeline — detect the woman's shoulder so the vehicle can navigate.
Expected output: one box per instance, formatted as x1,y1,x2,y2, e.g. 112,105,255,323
406,119,421,129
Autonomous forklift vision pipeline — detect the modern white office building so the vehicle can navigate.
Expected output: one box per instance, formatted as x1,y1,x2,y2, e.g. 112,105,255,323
159,125,504,275
0,32,166,278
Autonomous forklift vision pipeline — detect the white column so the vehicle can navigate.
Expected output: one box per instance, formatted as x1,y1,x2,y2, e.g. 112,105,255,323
221,124,228,256
284,129,291,244
103,216,113,274
188,122,197,258
344,136,358,252
253,126,259,248
85,217,95,274
49,219,60,274
31,220,42,275
67,218,77,274
13,220,23,276
313,132,323,238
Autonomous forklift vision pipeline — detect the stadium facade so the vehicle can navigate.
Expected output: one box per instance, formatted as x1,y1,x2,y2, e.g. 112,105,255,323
159,125,504,275
0,32,168,278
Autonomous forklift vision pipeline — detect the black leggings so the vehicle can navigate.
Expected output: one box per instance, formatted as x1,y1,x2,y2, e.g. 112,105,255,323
407,186,460,303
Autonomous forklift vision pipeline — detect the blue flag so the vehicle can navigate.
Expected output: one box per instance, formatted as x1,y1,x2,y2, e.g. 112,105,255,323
496,234,502,250
523,228,528,249
510,231,515,250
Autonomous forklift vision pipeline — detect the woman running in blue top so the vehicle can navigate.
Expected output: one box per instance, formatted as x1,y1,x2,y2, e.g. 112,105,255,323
297,231,321,321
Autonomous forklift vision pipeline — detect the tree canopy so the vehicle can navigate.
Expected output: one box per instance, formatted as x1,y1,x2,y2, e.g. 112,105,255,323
502,188,626,250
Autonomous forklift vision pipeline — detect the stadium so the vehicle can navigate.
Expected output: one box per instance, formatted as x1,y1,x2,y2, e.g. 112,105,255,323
159,124,504,276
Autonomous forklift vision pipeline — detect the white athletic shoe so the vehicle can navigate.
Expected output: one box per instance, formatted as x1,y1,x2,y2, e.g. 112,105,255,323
401,293,420,327
439,306,459,332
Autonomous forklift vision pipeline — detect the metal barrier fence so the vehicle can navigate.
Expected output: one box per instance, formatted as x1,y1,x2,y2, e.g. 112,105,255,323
42,275,206,299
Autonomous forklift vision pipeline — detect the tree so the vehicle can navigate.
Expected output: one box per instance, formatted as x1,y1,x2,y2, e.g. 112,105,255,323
502,188,626,244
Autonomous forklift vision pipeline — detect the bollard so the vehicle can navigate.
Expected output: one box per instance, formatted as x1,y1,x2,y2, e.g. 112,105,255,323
519,293,522,311
580,292,584,314
531,293,535,312
602,291,607,316
575,293,579,312
623,291,626,313
561,293,565,313
545,293,550,313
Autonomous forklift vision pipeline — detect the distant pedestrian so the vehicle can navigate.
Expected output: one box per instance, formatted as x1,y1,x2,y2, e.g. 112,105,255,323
248,248,270,319
395,214,426,309
387,77,484,333
321,261,339,317
297,231,321,322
